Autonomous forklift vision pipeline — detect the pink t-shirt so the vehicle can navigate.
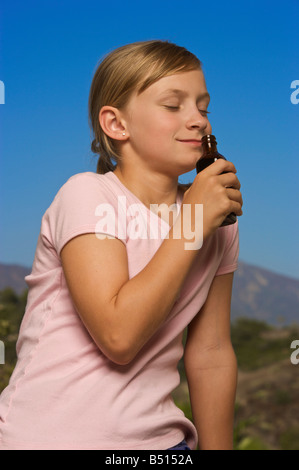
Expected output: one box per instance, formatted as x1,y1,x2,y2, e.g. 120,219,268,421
0,171,239,450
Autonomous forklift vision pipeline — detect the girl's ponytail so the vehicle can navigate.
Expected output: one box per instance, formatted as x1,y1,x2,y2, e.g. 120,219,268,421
91,138,115,174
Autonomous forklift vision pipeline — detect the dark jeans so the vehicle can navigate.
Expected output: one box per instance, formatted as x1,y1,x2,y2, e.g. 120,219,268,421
167,440,190,450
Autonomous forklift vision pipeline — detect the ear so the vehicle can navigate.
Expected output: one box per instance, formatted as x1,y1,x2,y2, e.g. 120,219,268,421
99,106,128,141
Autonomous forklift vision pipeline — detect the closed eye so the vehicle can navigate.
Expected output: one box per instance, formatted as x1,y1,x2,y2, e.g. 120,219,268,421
164,105,180,111
199,109,210,116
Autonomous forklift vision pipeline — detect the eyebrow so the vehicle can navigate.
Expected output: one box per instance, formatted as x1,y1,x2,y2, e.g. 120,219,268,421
159,89,210,101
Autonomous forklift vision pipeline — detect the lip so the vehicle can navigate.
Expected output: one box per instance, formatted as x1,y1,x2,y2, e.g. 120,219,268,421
177,139,202,146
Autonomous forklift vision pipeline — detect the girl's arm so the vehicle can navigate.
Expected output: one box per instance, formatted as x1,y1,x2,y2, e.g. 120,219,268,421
61,159,242,365
184,272,238,450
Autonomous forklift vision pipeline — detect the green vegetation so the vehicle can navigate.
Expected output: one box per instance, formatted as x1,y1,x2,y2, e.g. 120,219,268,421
0,287,28,391
231,317,297,370
280,427,299,450
0,288,298,450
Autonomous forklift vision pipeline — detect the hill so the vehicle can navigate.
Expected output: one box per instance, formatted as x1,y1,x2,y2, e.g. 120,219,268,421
235,357,299,450
231,261,299,326
0,263,31,294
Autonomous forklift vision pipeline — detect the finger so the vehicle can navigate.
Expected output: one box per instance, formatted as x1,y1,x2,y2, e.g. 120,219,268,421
226,188,243,207
230,204,243,217
200,158,237,175
218,172,241,190
225,197,243,216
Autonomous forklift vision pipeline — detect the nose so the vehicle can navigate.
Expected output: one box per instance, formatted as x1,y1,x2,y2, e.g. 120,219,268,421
186,111,209,131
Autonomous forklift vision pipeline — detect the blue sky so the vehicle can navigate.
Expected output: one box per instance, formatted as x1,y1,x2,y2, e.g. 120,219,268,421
0,0,298,279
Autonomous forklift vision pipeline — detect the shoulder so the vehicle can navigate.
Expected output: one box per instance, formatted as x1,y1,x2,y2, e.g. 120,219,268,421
42,172,125,255
58,172,106,193
53,171,118,204
44,171,121,225
217,219,239,247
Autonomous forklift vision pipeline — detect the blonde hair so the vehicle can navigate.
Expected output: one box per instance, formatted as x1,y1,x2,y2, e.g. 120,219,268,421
88,40,202,174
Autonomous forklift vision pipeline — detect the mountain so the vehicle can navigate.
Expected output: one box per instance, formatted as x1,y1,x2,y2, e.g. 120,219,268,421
231,261,299,326
0,263,31,294
0,261,298,326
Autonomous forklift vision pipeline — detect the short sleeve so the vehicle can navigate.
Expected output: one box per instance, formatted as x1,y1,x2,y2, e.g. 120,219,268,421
42,172,126,256
215,219,239,276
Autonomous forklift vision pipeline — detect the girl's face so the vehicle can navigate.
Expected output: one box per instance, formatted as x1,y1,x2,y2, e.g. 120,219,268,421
123,69,212,177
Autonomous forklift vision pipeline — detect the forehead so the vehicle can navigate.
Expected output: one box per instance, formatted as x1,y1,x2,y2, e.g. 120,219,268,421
142,70,209,100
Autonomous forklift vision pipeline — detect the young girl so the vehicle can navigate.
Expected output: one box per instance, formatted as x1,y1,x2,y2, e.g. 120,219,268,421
0,40,243,450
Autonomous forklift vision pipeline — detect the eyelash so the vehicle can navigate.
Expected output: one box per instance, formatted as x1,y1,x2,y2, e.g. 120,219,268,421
164,106,180,111
164,105,210,116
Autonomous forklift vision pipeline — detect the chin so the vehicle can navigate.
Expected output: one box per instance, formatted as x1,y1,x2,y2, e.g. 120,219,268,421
169,163,196,178
160,155,199,178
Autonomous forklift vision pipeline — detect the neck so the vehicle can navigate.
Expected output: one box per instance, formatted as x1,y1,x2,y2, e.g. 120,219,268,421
113,162,179,209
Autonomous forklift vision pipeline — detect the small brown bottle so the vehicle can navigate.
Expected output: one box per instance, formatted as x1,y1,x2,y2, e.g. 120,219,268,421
196,134,237,227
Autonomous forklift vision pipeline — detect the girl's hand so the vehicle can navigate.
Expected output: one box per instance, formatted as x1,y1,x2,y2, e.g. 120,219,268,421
182,159,243,239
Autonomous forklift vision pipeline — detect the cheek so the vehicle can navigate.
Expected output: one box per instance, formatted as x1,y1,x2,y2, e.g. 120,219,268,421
133,112,177,145
150,116,180,145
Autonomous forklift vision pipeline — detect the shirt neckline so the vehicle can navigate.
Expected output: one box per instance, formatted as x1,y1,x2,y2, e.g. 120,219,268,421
106,171,183,229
